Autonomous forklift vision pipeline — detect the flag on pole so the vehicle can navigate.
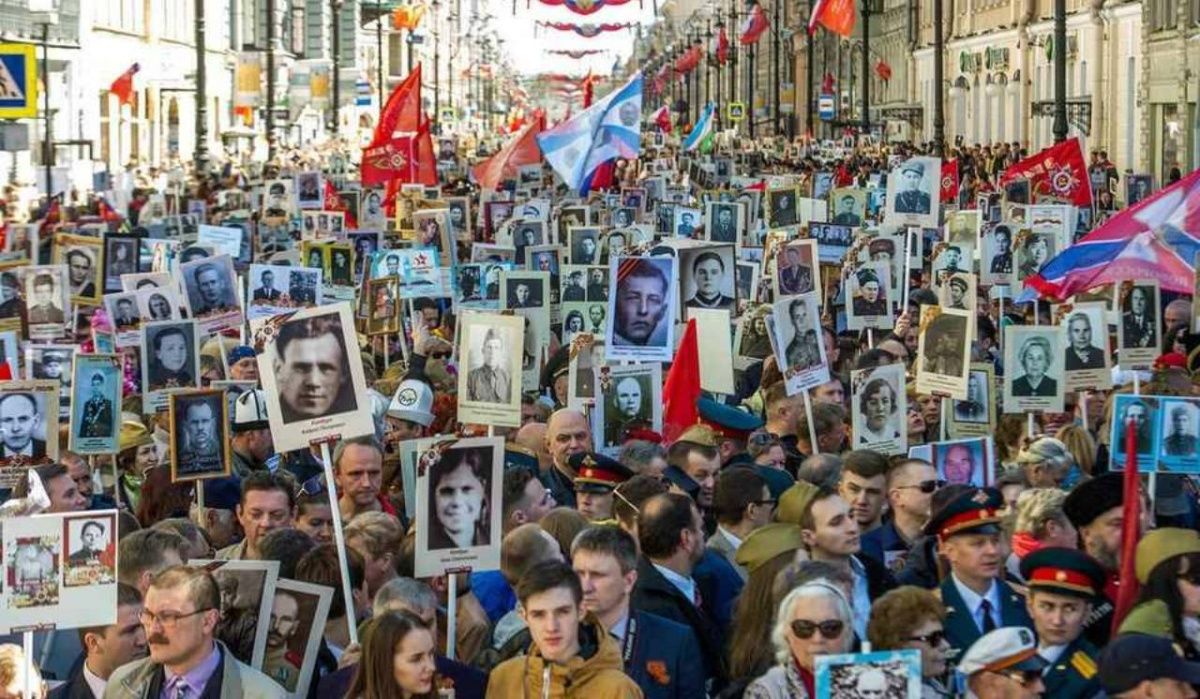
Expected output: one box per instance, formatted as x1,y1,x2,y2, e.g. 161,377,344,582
716,26,730,64
110,64,140,106
361,64,436,186
808,0,855,37
683,103,714,152
999,136,1093,207
662,318,701,443
472,119,545,190
323,180,359,230
536,72,643,195
739,2,769,45
652,104,672,133
940,159,959,204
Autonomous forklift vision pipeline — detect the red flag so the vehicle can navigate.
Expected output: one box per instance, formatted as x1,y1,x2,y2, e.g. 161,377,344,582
662,318,701,443
820,72,835,94
582,70,597,108
999,136,1093,207
323,180,359,229
471,119,544,191
875,60,892,81
110,63,140,106
717,26,730,64
1112,418,1142,632
739,3,769,45
808,0,855,37
940,159,959,204
363,65,429,186
653,105,672,133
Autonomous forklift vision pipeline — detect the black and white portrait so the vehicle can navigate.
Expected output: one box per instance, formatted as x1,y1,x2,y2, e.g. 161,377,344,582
141,320,200,393
981,223,1014,284
170,389,231,481
767,187,798,228
103,237,139,293
1161,400,1200,471
851,363,906,454
829,188,866,227
673,207,701,238
915,306,971,400
24,267,68,338
1126,174,1153,206
814,649,922,699
0,383,58,467
680,245,736,312
69,355,121,454
295,171,323,209
706,202,743,244
1003,326,1064,413
414,437,504,577
180,254,241,331
63,515,116,587
55,233,104,303
456,313,524,427
885,156,940,227
1062,304,1111,391
504,276,545,309
602,371,653,447
775,240,818,296
1119,283,1160,367
952,369,991,425
569,227,601,265
1014,232,1055,282
606,256,677,362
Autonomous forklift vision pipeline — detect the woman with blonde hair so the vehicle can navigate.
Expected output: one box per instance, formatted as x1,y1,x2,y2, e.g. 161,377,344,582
1014,436,1079,489
744,581,854,699
1055,423,1097,478
0,643,45,699
1005,488,1077,582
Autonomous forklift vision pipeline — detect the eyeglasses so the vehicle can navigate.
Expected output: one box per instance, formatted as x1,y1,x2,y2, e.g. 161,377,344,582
140,608,214,629
905,630,946,646
429,350,452,360
790,619,845,640
896,479,945,494
753,498,778,508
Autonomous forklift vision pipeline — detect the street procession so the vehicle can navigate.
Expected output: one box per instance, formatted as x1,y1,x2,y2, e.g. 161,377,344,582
0,0,1197,697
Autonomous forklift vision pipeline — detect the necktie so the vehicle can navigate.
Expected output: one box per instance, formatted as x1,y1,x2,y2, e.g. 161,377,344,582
693,586,703,609
170,677,189,699
979,599,997,633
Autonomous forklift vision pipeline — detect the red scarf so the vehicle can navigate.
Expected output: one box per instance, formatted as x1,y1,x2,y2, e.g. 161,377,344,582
1010,531,1044,560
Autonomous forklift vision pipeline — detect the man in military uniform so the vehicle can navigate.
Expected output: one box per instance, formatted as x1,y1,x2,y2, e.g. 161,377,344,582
1163,404,1199,456
945,275,969,310
466,328,511,403
264,590,304,692
831,194,862,226
1019,548,1104,698
777,246,812,295
927,487,1032,655
79,372,114,438
851,268,888,316
177,399,221,475
893,161,931,214
570,452,634,522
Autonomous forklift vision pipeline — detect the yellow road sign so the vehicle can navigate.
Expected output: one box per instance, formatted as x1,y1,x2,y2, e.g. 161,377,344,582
0,44,37,119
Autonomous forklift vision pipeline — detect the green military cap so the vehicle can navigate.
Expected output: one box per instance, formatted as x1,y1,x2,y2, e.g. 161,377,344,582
735,522,806,573
674,423,719,448
1136,528,1200,585
775,480,821,526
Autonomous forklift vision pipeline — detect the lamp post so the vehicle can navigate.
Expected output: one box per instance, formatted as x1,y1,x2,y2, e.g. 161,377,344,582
806,0,814,136
38,19,53,197
1051,0,1067,142
932,0,945,156
266,0,277,160
195,0,209,173
330,0,342,136
860,0,870,133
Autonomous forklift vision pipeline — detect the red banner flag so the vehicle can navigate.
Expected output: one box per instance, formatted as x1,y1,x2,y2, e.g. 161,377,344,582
323,180,359,230
362,65,435,187
662,317,701,443
999,136,1093,207
471,119,545,191
717,26,730,64
739,3,769,45
110,63,140,106
808,0,855,37
1112,418,1142,632
653,105,672,133
940,159,959,204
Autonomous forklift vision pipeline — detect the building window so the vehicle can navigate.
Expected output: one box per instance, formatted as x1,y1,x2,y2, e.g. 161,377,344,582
95,0,144,33
1150,0,1178,32
1125,56,1135,169
99,91,111,165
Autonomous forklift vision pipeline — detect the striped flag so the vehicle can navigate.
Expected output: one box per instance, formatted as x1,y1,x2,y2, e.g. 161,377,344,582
536,72,643,194
683,103,714,152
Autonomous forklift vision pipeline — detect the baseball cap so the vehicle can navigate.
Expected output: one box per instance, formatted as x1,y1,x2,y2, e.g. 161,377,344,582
232,389,269,432
387,379,435,427
1098,634,1200,695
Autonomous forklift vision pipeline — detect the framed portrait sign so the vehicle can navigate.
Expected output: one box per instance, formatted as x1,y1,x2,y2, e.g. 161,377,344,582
455,312,525,428
605,255,678,363
526,245,562,304
141,320,201,414
944,209,981,246
948,363,996,439
103,291,141,347
774,239,819,297
295,171,324,209
1110,394,1159,471
261,579,333,698
679,244,737,314
1058,301,1113,392
413,208,454,268
24,265,70,341
767,292,831,396
845,261,893,331
1160,397,1200,473
0,510,120,634
850,363,907,455
1117,281,1161,369
567,226,602,265
366,277,401,336
883,156,940,228
594,363,663,453
248,263,324,320
566,334,604,410
705,200,745,246
915,305,972,400
179,254,243,333
253,302,374,452
169,389,232,482
68,354,121,455
445,196,470,239
765,186,799,228
500,271,551,391
0,381,59,488
189,559,281,669
937,272,975,313
25,344,77,420
980,222,1015,285
815,649,921,699
413,436,504,578
828,188,866,227
1003,326,1065,414
52,232,105,306
915,436,995,487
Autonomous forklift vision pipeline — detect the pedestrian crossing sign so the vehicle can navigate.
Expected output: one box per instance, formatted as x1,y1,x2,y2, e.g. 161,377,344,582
0,44,37,119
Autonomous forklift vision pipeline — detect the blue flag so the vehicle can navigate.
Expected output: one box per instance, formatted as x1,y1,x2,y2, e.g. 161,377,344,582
537,72,643,194
683,103,715,152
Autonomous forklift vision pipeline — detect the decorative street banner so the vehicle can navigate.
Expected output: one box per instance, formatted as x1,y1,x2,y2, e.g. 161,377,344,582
235,53,262,107
534,0,637,15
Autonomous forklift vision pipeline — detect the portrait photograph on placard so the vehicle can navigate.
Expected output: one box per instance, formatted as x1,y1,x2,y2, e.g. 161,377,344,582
512,220,546,266
501,271,549,310
137,285,181,326
1003,326,1064,414
672,206,701,238
1060,302,1112,391
413,208,453,267
414,437,504,577
62,513,116,588
931,242,972,288
53,232,105,306
1118,281,1161,368
933,437,992,487
295,171,323,209
247,264,323,320
568,226,601,265
810,222,855,264
68,354,121,455
526,245,561,302
262,178,296,218
768,292,830,395
1160,398,1200,472
915,306,971,400
814,649,922,699
104,238,141,290
0,382,59,479
1110,395,1159,470
766,186,799,228
1011,230,1056,286
774,239,818,297
567,335,604,409
705,201,744,244
944,209,981,246
169,389,232,481
679,244,736,313
24,265,69,340
140,319,200,413
27,344,77,420
261,579,332,697
850,363,907,455
253,303,374,452
103,292,141,346
884,156,940,227
938,272,975,312
325,243,355,288
189,559,281,669
595,363,663,452
367,277,401,335
981,223,1015,284
605,256,678,363
180,254,243,333
829,188,866,227
948,364,996,439
861,235,903,296
456,312,524,427
7,531,62,609
845,262,892,330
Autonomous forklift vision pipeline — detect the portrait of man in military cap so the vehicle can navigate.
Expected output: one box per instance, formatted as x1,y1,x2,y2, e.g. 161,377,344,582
893,160,931,214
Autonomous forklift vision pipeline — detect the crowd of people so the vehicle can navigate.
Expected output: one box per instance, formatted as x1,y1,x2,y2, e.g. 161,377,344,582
0,120,1196,699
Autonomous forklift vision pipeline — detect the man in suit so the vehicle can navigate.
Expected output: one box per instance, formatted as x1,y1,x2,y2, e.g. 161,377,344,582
573,526,706,699
49,583,146,699
710,205,738,242
676,212,696,237
562,270,586,302
112,298,138,329
893,160,931,214
1121,286,1157,349
191,263,234,316
28,273,65,324
0,392,47,461
926,487,1032,656
1064,312,1106,370
630,493,726,690
253,270,281,301
708,468,772,582
1019,548,1104,698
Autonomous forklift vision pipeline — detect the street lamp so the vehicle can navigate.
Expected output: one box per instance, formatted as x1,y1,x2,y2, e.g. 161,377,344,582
330,0,344,136
28,1,57,197
932,0,945,156
1052,0,1067,142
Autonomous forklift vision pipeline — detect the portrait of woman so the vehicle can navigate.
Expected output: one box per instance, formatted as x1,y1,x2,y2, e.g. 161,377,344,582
427,446,492,550
1012,336,1057,397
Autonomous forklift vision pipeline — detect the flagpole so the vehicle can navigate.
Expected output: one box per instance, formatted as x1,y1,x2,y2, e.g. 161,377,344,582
806,0,814,137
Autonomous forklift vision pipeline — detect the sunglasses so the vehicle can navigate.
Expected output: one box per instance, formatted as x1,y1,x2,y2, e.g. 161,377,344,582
897,479,945,494
790,619,845,640
429,350,452,360
905,630,946,646
298,474,327,498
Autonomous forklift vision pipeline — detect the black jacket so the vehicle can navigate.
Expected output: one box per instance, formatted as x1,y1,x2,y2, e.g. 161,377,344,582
629,557,726,688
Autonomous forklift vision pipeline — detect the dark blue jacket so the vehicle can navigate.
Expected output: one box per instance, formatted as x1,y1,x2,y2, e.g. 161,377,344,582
316,654,487,699
859,520,912,575
630,556,726,688
693,547,744,633
938,575,1033,656
46,654,89,699
469,569,515,625
622,610,706,699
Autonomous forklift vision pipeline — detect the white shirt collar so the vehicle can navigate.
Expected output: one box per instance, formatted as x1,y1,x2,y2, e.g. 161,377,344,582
652,562,697,604
717,526,743,550
83,660,107,699
951,572,1000,621
1039,643,1067,664
609,612,630,643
